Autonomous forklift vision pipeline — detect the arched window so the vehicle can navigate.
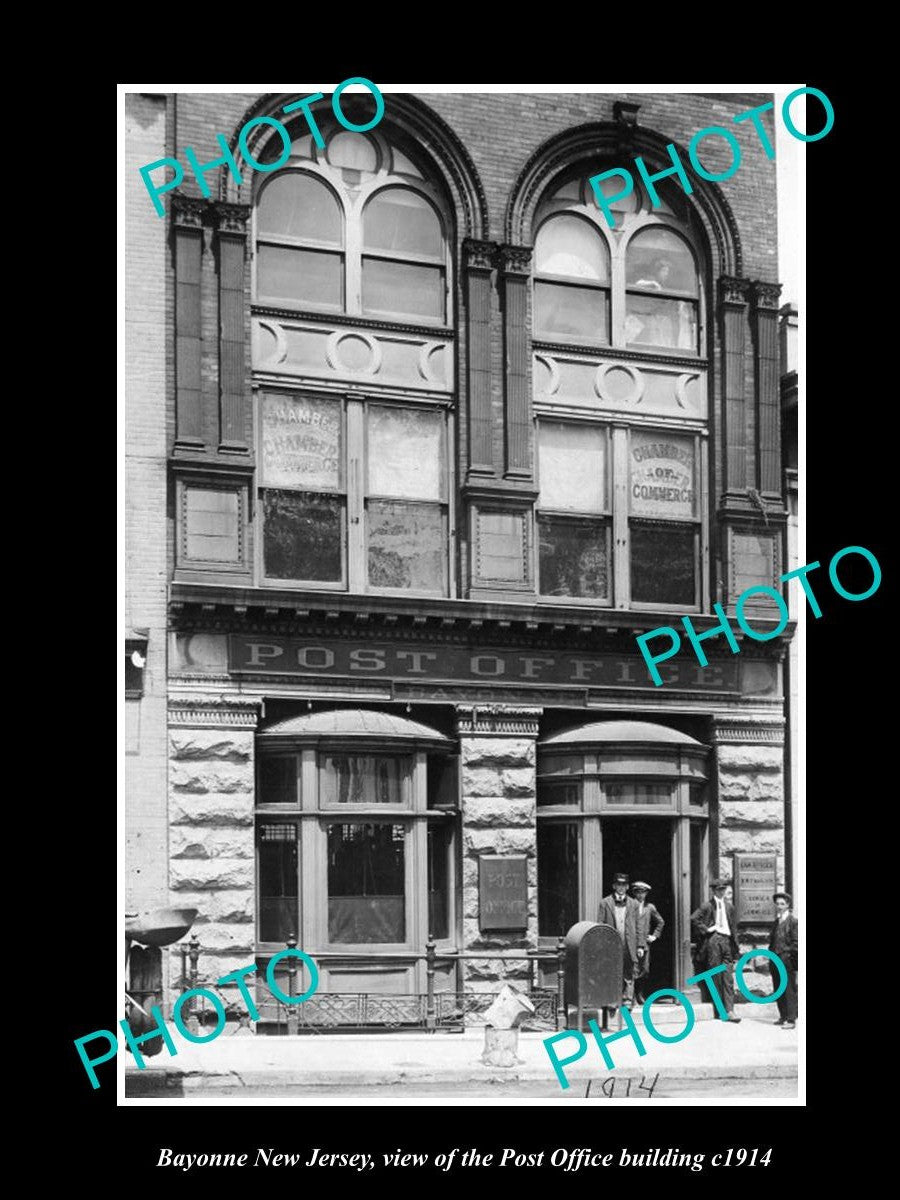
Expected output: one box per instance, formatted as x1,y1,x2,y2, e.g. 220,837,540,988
362,188,445,320
251,121,454,597
625,227,699,351
256,174,343,309
534,215,610,341
532,170,708,610
252,126,450,325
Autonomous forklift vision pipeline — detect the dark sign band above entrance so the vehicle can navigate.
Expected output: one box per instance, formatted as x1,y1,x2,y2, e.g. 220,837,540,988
228,635,741,692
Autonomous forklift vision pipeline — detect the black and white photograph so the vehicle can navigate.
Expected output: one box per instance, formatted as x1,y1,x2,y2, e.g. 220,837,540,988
118,83,812,1121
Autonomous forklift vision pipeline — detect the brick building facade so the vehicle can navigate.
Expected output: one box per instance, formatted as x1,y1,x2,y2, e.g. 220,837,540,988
124,88,794,1030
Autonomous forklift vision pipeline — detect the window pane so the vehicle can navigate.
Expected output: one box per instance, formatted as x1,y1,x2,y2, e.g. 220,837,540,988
368,407,444,500
363,188,442,257
428,824,451,939
327,823,406,943
592,171,640,217
539,422,605,512
534,281,608,341
626,228,698,295
257,245,343,308
261,394,341,490
258,823,298,943
605,784,673,806
537,781,580,807
184,488,239,562
629,431,696,520
327,131,378,172
535,215,609,281
625,294,697,350
368,501,445,591
538,518,609,598
257,174,342,243
362,258,444,320
263,490,343,582
259,757,297,806
320,755,407,806
631,521,696,605
538,823,579,937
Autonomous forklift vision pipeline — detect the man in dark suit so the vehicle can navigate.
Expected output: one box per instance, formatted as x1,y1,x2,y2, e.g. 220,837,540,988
598,872,640,1010
631,881,665,1005
690,878,742,1023
768,891,798,1029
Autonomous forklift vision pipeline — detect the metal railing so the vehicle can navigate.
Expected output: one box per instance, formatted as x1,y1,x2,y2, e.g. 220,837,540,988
169,934,568,1034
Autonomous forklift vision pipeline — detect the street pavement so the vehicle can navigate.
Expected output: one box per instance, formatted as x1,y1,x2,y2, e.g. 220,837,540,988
124,1005,799,1098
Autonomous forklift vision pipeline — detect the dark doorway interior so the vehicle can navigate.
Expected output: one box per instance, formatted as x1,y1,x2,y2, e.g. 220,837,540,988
602,818,674,995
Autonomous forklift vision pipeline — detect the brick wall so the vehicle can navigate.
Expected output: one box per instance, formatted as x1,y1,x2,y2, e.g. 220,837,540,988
125,93,170,910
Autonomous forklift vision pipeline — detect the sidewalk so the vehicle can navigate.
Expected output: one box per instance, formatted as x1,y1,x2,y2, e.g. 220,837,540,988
124,1007,798,1097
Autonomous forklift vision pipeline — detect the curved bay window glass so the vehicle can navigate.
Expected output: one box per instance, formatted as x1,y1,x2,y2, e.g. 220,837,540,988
535,721,709,991
532,169,708,609
254,711,459,1017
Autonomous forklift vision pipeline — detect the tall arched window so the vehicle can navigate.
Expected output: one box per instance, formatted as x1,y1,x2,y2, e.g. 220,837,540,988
532,169,708,611
252,127,450,325
251,121,454,597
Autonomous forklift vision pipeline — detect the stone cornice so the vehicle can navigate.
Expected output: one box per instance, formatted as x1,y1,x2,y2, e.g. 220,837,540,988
711,716,785,745
168,697,263,729
455,705,542,737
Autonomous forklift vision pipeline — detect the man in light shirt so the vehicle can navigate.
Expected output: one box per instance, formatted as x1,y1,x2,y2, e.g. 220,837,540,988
690,878,742,1022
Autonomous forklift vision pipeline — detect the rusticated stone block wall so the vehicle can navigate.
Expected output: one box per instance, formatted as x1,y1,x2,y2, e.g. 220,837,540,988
166,725,256,1012
457,708,541,1006
713,723,787,997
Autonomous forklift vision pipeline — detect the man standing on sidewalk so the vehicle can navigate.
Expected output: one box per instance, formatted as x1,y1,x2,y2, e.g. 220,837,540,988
598,872,640,1011
631,881,665,1006
768,891,798,1029
691,879,742,1023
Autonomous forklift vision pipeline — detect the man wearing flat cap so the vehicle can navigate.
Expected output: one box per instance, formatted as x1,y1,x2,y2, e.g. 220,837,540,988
631,882,665,1006
690,878,742,1022
598,872,640,1010
768,892,798,1029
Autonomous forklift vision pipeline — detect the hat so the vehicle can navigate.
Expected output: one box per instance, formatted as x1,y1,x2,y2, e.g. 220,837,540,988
773,891,792,904
711,878,730,890
632,881,651,892
612,873,629,885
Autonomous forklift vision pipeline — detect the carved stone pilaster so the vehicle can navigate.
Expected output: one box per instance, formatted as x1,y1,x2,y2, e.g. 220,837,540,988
719,274,751,308
212,201,251,238
751,280,784,496
497,244,532,277
718,274,752,499
462,238,496,273
463,239,498,477
171,195,210,229
751,280,783,312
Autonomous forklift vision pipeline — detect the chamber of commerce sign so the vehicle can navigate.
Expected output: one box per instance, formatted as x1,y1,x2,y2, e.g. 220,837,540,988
228,635,740,691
